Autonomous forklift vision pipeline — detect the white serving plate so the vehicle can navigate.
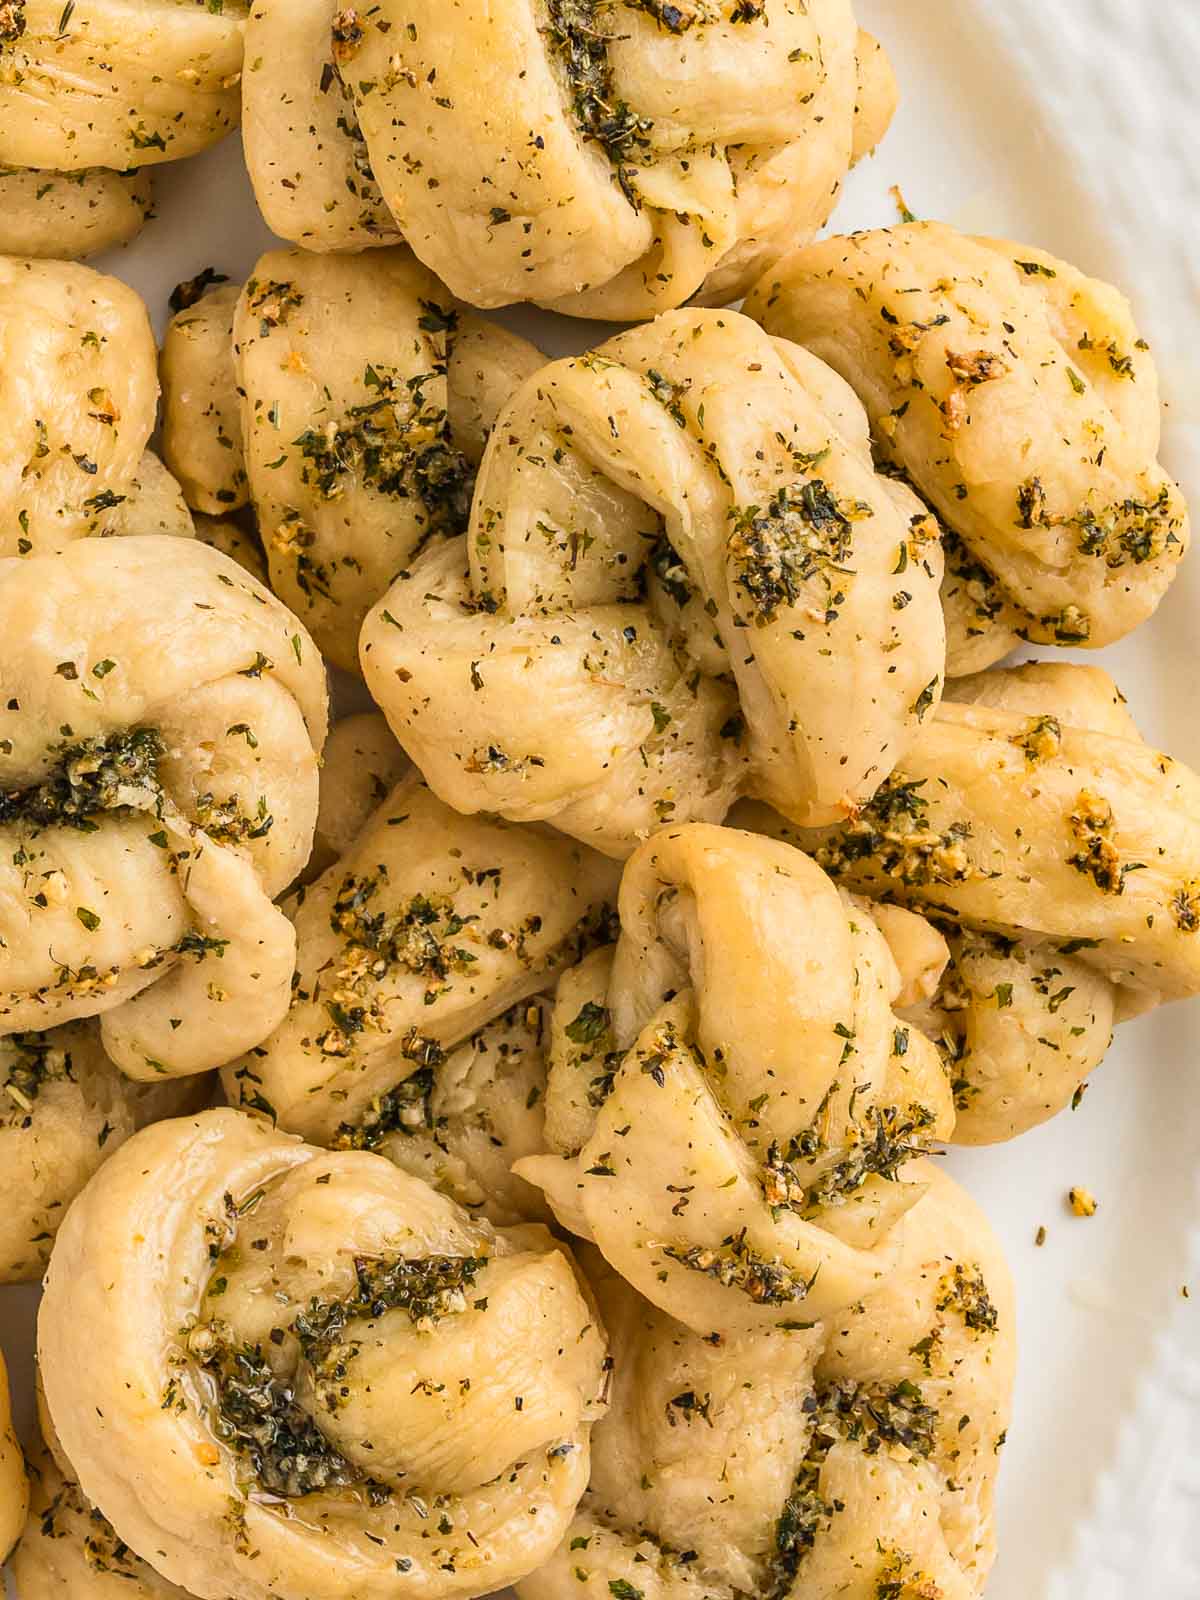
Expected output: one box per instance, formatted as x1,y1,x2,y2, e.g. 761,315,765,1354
3,2,1198,1596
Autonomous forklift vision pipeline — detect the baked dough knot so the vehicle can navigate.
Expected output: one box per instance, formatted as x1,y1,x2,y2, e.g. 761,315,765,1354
38,1109,609,1600
217,249,542,675
518,1164,1013,1600
516,824,955,1337
244,0,896,318
0,535,328,1079
221,765,618,1178
0,256,161,558
746,221,1191,660
0,0,246,173
361,310,947,858
740,661,1200,1142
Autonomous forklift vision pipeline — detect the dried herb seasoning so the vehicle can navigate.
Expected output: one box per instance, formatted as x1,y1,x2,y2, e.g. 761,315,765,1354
728,480,873,626
330,1067,436,1150
290,366,475,536
564,1000,610,1044
1019,475,1183,571
767,1377,939,1593
0,0,26,43
543,0,653,166
777,1103,939,1216
663,1229,818,1307
168,266,229,315
0,729,163,832
189,1326,367,1499
1066,788,1125,894
1011,714,1062,763
814,777,974,888
936,1262,999,1334
296,1251,487,1362
2,1032,72,1115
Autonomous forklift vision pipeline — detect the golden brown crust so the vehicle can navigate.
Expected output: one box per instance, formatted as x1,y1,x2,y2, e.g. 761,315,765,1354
0,0,245,172
0,1351,28,1562
0,166,151,259
0,257,157,558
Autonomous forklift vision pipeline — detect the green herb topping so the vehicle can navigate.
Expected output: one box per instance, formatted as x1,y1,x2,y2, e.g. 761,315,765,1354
768,1103,938,1217
814,778,974,888
168,266,230,315
330,1067,435,1150
543,0,653,170
935,1262,999,1334
767,1378,938,1593
291,366,474,539
728,480,872,626
1067,789,1125,894
188,1324,369,1499
2,1032,72,1117
1018,475,1184,571
0,729,163,832
663,1229,819,1306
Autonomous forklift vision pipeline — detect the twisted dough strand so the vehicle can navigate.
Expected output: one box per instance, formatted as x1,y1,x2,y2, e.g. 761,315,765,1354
12,1435,192,1600
230,717,556,1226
